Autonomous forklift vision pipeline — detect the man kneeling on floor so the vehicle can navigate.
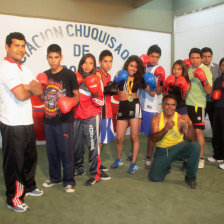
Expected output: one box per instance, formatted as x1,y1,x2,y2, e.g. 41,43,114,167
148,94,200,189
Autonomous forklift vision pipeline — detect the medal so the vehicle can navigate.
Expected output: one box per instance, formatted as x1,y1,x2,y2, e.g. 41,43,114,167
128,94,133,102
127,79,134,102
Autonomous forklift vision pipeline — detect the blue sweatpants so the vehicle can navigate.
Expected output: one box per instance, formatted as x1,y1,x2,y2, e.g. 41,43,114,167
44,122,75,186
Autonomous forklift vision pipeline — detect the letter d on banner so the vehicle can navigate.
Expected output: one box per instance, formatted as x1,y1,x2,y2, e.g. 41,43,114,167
73,44,81,56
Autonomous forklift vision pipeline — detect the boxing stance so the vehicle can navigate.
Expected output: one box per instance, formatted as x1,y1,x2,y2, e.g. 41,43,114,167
149,95,200,189
0,32,43,213
163,60,192,169
111,55,144,173
41,44,79,193
96,50,116,180
73,53,104,186
186,48,212,169
138,45,166,168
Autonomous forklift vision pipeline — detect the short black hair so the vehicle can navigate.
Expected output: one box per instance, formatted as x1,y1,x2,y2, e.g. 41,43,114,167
219,57,224,67
99,50,113,61
6,32,26,46
162,94,177,103
147,45,161,56
189,48,201,58
201,47,213,56
47,44,62,55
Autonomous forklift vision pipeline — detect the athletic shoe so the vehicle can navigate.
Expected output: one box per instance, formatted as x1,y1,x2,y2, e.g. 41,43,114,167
219,163,224,169
128,163,138,174
185,176,197,189
7,203,28,213
111,159,123,168
25,189,43,197
21,203,29,209
127,151,133,161
65,185,75,193
207,157,224,163
145,158,151,169
85,177,97,186
74,170,85,176
198,159,205,169
99,164,109,172
100,170,111,180
42,180,61,188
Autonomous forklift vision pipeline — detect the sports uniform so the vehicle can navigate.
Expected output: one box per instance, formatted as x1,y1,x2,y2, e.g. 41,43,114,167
0,57,38,207
96,69,115,144
139,64,163,135
186,64,212,129
43,67,78,187
149,112,200,183
73,73,104,182
116,79,142,120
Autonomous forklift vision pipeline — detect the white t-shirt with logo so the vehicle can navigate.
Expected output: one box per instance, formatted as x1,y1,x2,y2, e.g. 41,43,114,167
0,60,35,126
138,64,163,113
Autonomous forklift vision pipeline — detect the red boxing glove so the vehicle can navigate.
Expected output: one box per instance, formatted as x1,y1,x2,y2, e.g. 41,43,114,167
58,96,78,114
140,54,151,67
85,75,101,94
36,73,48,86
163,75,175,93
176,76,188,97
193,67,209,87
212,90,222,101
221,81,224,89
184,59,191,69
76,72,83,86
154,66,165,87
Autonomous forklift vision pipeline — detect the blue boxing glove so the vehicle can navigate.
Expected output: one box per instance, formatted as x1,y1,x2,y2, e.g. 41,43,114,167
144,72,156,91
114,70,128,83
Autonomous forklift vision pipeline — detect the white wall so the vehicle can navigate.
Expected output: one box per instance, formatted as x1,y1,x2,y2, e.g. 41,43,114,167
174,4,224,137
174,4,224,63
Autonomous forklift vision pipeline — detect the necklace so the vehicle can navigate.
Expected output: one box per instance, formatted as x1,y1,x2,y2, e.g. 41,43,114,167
127,79,134,102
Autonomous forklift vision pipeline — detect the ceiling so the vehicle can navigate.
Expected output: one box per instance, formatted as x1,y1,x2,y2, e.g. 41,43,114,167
132,0,153,8
79,0,153,8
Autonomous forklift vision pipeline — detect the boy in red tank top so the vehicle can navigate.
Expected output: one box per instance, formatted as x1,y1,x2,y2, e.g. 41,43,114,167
96,50,115,180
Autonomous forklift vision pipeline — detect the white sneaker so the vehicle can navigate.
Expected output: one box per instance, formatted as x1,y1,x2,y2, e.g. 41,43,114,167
25,189,43,197
207,157,224,163
65,185,75,193
145,158,151,169
7,203,28,213
42,180,61,188
219,163,224,169
198,159,205,169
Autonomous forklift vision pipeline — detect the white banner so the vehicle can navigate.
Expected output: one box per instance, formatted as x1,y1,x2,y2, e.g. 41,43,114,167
0,14,171,77
0,14,171,145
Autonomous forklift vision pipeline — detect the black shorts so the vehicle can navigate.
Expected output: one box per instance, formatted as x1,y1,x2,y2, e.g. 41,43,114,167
187,105,205,129
116,98,142,120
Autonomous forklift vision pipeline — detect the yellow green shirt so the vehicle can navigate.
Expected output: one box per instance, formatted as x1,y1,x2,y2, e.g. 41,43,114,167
186,64,212,108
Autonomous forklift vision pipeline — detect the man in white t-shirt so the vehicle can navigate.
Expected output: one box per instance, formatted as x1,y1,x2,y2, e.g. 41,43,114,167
0,32,43,213
138,45,165,168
